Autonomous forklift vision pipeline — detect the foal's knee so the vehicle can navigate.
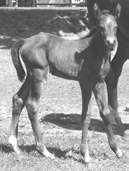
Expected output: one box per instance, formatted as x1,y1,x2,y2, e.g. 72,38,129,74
100,108,116,124
12,94,23,114
26,100,38,120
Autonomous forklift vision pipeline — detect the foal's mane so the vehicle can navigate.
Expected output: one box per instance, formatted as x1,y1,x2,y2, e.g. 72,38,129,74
102,9,110,15
81,26,98,39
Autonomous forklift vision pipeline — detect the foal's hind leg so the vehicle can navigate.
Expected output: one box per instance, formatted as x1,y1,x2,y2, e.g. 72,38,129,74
9,75,31,154
25,69,54,159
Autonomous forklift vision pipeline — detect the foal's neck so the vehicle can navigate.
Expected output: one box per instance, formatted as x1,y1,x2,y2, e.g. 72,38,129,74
91,30,111,61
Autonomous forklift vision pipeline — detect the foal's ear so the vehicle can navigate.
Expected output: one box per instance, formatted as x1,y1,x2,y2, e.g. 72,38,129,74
112,3,121,19
93,3,102,19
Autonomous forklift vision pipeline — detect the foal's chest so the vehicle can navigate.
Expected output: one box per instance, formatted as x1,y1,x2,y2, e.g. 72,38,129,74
98,59,110,81
79,55,110,83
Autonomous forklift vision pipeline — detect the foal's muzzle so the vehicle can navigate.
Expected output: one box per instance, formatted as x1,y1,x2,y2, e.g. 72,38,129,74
106,38,116,51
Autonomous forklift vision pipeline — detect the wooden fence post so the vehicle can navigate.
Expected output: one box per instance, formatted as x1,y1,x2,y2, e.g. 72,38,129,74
70,0,72,7
33,0,36,7
8,0,13,7
6,0,8,6
16,0,18,7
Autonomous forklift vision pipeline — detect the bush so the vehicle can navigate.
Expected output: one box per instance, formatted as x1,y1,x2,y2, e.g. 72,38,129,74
0,0,6,6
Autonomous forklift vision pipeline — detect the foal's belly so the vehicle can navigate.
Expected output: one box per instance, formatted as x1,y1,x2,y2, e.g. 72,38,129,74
49,63,80,80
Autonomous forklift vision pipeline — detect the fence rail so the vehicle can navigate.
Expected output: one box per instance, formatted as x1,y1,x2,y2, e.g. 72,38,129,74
4,0,87,7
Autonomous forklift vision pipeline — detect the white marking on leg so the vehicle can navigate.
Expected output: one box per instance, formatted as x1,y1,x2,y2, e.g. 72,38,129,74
116,148,123,158
9,135,20,155
37,146,55,159
83,149,91,163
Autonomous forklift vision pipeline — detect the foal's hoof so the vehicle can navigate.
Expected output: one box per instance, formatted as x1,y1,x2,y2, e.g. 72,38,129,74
43,150,55,159
116,149,123,158
9,135,22,155
82,153,91,164
83,156,91,164
37,146,55,159
9,143,22,156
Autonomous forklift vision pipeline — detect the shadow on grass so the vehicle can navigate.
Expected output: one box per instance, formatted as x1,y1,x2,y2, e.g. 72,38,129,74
0,143,13,153
0,142,73,159
20,146,79,160
0,143,36,154
0,144,80,163
41,113,129,137
20,144,36,154
0,144,40,156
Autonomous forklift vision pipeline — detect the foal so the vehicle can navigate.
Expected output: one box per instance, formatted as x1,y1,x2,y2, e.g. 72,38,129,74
9,4,122,163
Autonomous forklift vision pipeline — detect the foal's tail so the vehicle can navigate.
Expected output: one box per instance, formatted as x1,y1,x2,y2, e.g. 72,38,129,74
11,39,26,82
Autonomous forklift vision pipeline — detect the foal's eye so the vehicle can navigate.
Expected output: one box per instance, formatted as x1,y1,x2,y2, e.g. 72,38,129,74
115,26,118,30
113,26,117,33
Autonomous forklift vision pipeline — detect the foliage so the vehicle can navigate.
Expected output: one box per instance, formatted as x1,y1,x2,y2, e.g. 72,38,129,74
0,0,6,6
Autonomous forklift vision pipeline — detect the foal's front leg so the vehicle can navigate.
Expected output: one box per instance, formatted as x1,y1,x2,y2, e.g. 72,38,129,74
79,78,92,163
93,81,123,158
94,81,116,124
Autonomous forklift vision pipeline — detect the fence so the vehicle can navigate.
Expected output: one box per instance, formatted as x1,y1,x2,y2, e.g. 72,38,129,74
5,0,87,7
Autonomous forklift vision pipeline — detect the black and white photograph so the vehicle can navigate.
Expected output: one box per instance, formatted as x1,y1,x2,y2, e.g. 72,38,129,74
0,0,128,170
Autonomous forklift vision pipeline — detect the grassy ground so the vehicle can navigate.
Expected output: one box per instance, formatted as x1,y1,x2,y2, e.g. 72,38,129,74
0,8,129,171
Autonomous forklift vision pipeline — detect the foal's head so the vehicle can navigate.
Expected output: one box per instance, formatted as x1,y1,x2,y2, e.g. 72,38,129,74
93,3,121,51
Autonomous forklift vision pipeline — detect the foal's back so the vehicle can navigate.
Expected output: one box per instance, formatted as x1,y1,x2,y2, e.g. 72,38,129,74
20,32,94,79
